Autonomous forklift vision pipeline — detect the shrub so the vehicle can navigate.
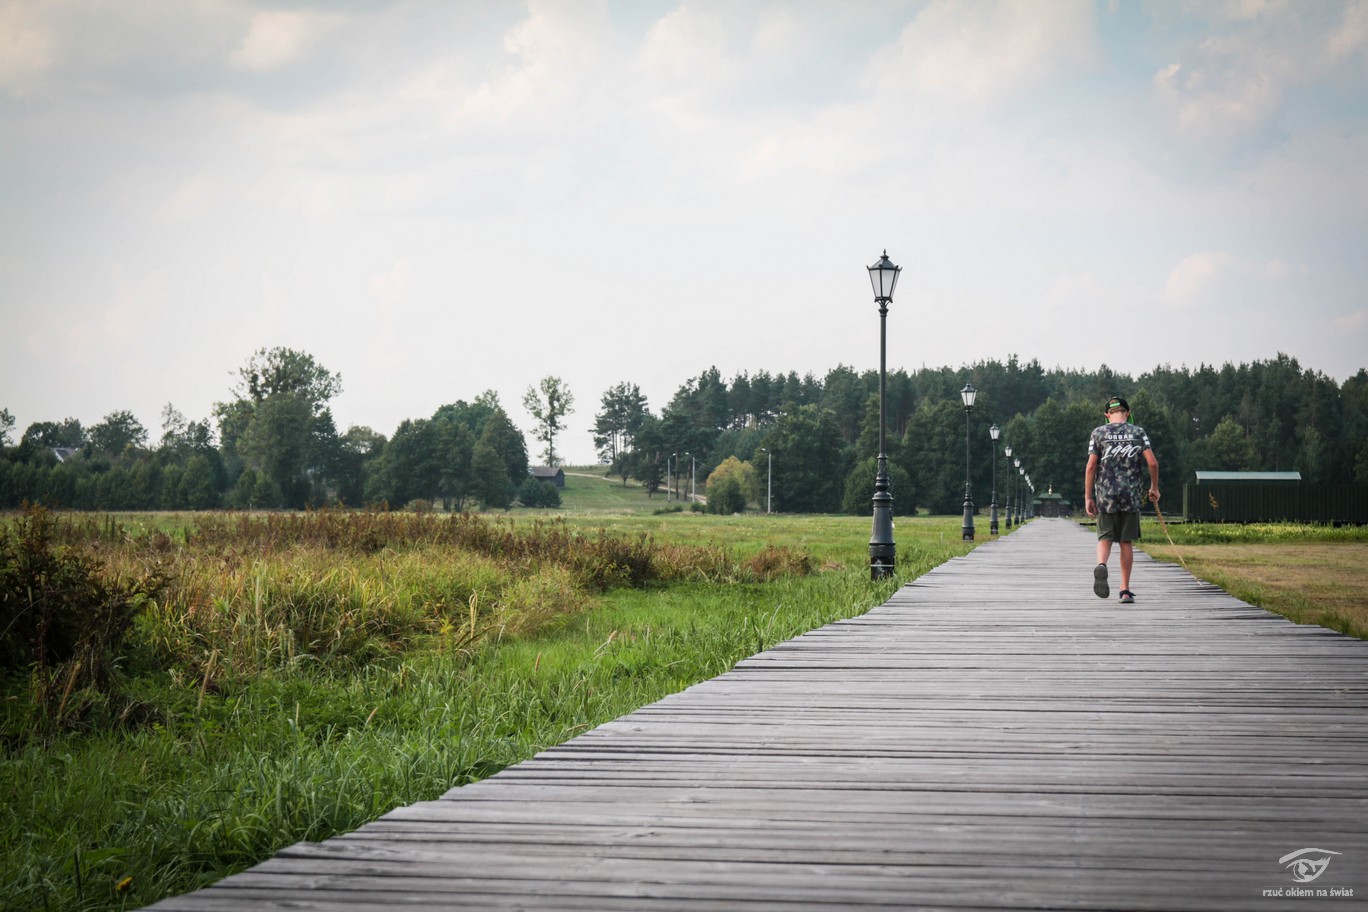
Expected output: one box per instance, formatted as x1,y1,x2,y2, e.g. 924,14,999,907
518,478,561,508
842,457,917,516
0,505,166,735
705,456,755,514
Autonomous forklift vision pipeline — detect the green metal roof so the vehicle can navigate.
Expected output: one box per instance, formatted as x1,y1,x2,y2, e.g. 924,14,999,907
1194,471,1301,483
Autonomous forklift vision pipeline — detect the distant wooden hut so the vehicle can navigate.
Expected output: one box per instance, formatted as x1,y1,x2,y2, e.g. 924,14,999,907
1034,489,1074,518
530,466,565,488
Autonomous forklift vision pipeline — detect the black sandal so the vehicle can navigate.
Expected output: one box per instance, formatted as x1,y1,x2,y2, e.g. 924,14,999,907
1119,589,1134,604
1093,563,1109,598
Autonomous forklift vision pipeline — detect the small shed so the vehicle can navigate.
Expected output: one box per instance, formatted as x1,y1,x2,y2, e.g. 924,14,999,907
530,466,565,488
1182,470,1368,524
1034,490,1074,518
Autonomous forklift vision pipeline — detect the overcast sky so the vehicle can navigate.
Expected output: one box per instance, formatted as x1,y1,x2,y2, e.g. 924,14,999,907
2,0,1365,464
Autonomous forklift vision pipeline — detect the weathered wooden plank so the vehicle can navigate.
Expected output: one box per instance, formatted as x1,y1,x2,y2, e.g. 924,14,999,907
146,519,1368,911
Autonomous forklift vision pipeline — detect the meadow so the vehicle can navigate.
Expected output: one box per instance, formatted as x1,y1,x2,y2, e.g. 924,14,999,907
0,473,975,912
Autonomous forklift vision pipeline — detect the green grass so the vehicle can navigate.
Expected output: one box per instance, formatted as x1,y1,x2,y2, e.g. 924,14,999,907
530,466,668,514
1143,520,1368,545
1,507,977,912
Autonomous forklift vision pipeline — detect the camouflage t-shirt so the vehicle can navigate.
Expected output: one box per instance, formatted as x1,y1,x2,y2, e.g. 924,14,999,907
1088,421,1152,513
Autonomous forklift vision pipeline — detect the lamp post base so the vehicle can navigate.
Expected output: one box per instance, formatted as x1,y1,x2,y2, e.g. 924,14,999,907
869,542,895,580
962,488,976,542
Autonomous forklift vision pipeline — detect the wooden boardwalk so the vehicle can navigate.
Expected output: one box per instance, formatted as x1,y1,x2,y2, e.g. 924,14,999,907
149,519,1367,910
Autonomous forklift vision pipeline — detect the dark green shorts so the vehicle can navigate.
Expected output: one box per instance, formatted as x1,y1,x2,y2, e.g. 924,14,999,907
1097,511,1141,542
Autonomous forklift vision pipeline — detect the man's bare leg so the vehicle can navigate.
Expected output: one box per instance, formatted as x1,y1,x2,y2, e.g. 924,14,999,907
1119,541,1134,594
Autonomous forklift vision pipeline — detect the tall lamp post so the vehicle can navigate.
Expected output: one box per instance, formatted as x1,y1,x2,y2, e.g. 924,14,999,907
988,424,1000,535
867,250,900,580
759,447,772,514
960,384,977,542
1003,445,1014,528
684,452,696,503
1015,459,1023,522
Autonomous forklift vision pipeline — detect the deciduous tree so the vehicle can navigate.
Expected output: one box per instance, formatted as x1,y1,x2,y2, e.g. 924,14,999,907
88,410,148,457
763,406,847,513
523,376,574,467
704,456,756,514
215,348,343,508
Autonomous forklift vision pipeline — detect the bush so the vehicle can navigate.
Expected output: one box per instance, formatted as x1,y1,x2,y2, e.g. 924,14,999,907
842,457,917,516
705,456,755,514
0,506,166,736
517,478,561,509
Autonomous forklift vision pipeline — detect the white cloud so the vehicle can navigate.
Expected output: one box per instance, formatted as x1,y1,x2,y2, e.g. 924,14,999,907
0,2,55,85
368,259,412,308
1329,0,1368,62
157,175,215,222
1164,250,1305,308
1151,1,1368,149
454,1,619,124
865,0,1098,104
66,265,166,363
1164,251,1232,306
232,10,325,72
1334,309,1368,332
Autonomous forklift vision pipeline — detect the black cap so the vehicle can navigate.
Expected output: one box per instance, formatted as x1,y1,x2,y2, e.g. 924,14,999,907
1106,397,1129,413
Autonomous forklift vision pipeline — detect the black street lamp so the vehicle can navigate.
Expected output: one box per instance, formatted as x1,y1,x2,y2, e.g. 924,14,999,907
960,383,977,542
867,250,900,580
1003,444,1014,528
988,424,1000,535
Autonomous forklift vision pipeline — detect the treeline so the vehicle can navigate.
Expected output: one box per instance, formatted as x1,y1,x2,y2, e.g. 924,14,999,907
0,348,544,512
594,353,1368,515
2,350,1364,515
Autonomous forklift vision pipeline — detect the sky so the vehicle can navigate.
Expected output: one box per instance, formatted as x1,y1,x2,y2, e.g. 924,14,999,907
2,0,1366,465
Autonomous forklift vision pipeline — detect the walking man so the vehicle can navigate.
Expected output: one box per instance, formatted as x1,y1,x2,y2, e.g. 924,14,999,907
1084,396,1160,604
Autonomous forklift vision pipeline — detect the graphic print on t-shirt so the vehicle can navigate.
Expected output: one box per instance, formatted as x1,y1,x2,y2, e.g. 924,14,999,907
1088,422,1151,513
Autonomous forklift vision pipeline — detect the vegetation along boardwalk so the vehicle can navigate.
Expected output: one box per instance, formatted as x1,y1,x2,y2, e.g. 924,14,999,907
149,518,1367,910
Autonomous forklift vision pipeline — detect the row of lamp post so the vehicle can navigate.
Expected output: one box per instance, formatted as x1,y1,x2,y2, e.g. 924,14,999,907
1001,448,1035,527
666,448,773,513
866,250,1035,578
665,452,696,503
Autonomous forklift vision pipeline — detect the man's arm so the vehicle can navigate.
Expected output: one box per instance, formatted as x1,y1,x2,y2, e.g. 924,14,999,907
1144,449,1160,502
1084,453,1099,517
